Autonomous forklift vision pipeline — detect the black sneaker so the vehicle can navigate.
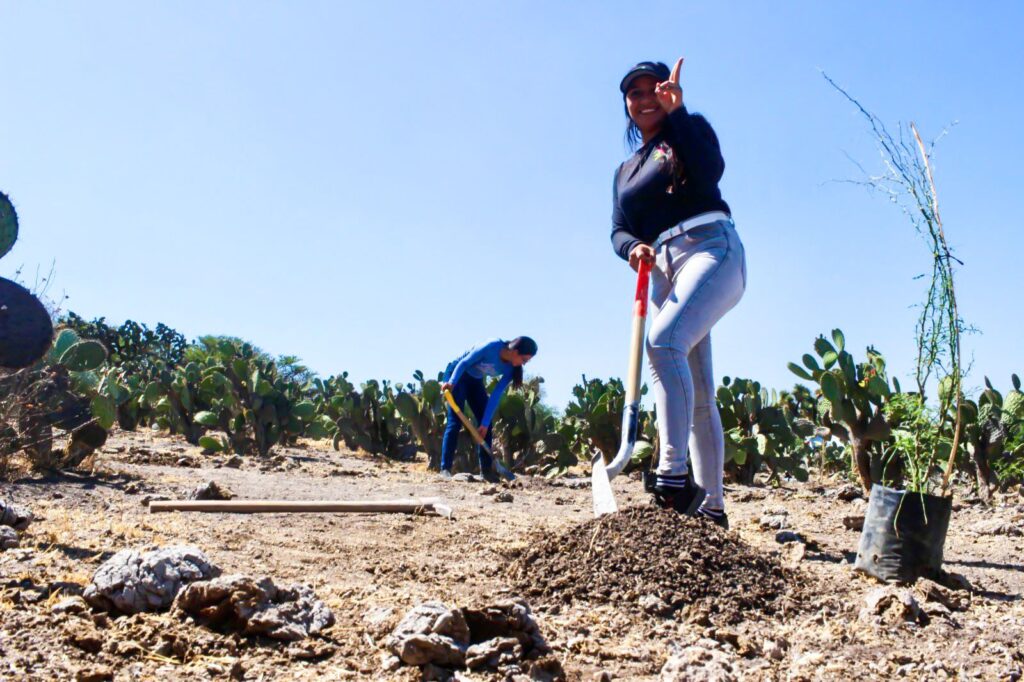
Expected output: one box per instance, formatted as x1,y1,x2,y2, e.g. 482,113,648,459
651,476,706,516
481,468,501,484
696,507,729,530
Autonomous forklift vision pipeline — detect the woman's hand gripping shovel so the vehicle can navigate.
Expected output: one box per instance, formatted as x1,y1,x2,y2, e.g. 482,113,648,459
592,259,651,516
442,389,515,481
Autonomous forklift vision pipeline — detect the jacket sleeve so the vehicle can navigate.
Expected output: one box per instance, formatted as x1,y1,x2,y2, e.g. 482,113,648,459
610,165,641,261
664,107,724,189
480,374,513,428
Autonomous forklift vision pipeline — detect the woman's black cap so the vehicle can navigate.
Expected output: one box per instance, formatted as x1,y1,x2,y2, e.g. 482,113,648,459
619,61,671,93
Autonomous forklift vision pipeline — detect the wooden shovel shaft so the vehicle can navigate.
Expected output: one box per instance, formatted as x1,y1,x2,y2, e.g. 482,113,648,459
149,498,443,514
443,389,492,454
624,259,652,405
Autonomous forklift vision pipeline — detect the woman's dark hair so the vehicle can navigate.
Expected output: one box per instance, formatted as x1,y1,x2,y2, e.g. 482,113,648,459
507,336,537,389
624,106,643,150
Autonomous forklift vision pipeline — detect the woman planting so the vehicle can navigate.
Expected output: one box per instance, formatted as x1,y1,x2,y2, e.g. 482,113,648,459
439,336,537,481
610,58,746,527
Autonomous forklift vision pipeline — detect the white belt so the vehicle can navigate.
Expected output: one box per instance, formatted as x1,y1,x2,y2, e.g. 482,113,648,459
651,211,732,251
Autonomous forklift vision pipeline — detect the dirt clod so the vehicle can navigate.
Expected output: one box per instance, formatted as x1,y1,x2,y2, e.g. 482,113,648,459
189,480,235,501
174,574,334,641
0,499,33,530
512,506,793,625
84,545,219,614
0,525,18,549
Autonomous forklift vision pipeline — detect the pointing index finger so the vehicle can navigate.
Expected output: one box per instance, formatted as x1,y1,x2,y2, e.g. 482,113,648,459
670,57,684,84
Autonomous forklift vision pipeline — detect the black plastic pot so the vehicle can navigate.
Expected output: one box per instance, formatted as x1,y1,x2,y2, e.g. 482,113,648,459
0,276,54,369
854,484,952,583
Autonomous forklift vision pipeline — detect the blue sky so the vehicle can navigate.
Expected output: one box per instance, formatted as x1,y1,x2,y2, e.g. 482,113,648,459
2,1,1022,408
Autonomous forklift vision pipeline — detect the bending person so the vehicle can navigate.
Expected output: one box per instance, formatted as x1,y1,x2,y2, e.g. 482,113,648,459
610,58,746,528
439,336,537,481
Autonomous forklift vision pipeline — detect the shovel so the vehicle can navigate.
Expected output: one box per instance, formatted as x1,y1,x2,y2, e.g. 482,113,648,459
592,258,652,516
442,389,515,481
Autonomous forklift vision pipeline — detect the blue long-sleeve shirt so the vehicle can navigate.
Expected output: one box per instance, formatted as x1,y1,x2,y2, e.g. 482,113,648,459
444,339,514,428
611,106,731,260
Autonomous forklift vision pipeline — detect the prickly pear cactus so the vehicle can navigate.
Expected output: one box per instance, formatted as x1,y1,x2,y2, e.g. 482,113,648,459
0,190,55,369
0,191,17,260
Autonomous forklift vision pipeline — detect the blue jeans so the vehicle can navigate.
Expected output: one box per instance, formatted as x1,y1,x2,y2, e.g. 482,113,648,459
440,375,494,473
647,218,746,509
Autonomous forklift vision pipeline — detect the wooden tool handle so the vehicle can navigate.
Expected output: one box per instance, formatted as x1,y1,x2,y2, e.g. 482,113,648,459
443,389,492,453
624,259,652,404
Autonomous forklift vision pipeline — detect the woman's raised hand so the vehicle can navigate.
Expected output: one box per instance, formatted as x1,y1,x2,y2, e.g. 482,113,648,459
655,58,684,113
629,243,656,272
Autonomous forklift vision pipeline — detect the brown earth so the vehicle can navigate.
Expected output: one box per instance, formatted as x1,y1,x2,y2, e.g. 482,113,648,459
0,428,1022,681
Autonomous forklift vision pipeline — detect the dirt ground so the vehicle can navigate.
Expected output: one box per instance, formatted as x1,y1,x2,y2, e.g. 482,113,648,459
1,430,1023,681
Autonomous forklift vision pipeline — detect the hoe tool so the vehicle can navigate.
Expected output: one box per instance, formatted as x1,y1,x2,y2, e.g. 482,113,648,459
592,259,652,516
442,389,515,481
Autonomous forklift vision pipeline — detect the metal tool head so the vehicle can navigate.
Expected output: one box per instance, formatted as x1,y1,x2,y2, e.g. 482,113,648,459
591,451,619,517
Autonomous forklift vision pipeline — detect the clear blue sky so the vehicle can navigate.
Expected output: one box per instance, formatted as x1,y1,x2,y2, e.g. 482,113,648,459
2,1,1022,408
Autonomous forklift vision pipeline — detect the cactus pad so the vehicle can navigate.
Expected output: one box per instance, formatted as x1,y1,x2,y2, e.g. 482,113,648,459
0,191,17,260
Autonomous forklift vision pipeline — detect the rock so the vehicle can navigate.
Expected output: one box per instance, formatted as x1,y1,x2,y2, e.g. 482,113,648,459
0,499,33,530
174,574,334,641
660,643,737,681
466,637,522,669
860,586,927,625
452,473,482,483
842,515,865,531
380,653,402,672
969,518,1022,536
387,602,469,667
762,638,787,661
123,481,145,495
188,481,234,501
494,492,514,503
774,530,804,544
640,594,672,615
0,526,19,550
76,665,114,682
224,455,244,468
479,486,499,496
386,599,552,672
836,483,864,501
51,596,90,615
759,513,788,530
84,545,218,614
176,456,198,468
784,542,806,567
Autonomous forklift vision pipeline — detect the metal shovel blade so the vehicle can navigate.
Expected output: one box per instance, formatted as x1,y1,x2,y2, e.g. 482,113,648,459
592,452,619,516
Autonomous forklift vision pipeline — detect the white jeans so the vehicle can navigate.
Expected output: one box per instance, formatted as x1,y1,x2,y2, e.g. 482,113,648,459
647,218,746,509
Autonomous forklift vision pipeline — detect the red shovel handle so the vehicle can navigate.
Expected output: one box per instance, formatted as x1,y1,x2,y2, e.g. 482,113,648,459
634,259,651,317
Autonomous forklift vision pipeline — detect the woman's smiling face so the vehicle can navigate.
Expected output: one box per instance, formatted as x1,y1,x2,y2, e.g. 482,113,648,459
625,75,666,138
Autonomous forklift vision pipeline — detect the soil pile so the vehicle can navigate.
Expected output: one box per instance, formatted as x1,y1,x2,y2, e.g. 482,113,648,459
511,506,794,624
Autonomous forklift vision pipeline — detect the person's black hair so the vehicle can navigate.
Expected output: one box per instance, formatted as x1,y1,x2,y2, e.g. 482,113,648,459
625,105,643,150
507,336,537,389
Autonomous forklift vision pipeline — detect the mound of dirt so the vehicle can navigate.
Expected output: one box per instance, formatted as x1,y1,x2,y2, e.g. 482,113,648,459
510,506,794,625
